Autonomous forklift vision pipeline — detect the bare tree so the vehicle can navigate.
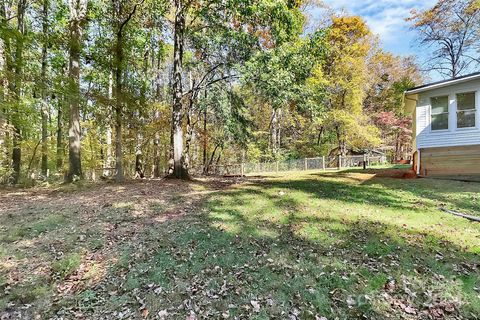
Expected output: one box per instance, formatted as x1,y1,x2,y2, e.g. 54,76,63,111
408,0,480,78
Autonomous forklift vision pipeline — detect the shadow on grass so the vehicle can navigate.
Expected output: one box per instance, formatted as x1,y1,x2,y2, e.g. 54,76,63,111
312,170,480,215
65,175,480,319
1,174,479,319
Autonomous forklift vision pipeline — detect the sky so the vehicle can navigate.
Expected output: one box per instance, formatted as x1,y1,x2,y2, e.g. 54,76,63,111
311,0,439,79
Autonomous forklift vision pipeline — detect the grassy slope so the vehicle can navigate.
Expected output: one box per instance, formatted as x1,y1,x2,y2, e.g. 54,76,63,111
0,171,479,319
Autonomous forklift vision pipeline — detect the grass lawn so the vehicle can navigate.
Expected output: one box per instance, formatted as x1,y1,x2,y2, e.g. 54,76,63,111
1,169,479,319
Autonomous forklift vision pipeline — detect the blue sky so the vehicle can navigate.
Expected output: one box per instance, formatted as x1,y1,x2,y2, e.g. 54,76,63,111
310,0,439,79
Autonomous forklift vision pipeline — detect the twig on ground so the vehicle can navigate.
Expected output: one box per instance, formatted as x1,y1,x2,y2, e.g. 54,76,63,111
440,207,480,222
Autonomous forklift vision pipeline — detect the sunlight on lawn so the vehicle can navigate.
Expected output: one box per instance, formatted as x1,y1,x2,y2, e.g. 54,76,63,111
1,172,479,319
213,171,480,252
204,171,480,318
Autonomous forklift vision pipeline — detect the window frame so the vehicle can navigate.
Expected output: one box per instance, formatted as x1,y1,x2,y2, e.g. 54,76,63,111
455,91,477,130
430,95,450,132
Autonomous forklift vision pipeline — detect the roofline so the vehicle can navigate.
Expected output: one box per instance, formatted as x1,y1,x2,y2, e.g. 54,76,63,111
405,72,480,95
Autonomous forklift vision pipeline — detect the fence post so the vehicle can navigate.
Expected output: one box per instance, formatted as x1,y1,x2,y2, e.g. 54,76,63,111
338,155,342,170
366,154,370,167
304,158,308,170
322,156,326,171
363,154,367,170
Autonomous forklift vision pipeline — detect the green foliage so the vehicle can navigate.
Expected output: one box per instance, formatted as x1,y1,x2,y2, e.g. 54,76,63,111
52,253,82,279
0,0,423,183
243,30,328,110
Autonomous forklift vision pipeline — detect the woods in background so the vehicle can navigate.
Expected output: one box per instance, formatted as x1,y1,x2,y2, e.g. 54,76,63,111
0,0,477,185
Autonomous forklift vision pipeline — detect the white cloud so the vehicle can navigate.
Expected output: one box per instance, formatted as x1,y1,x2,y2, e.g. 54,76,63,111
318,0,438,54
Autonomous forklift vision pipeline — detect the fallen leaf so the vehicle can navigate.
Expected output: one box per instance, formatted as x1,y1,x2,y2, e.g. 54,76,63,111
404,306,416,315
158,309,168,319
251,300,261,312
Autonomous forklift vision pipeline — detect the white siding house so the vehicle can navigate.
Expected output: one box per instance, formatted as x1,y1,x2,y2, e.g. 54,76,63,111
404,72,480,179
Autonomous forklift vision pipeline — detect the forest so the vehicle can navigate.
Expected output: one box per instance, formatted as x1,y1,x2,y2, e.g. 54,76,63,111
2,1,480,318
0,0,478,184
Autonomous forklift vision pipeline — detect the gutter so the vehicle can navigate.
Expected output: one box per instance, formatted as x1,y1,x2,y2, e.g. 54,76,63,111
416,149,421,175
405,73,480,95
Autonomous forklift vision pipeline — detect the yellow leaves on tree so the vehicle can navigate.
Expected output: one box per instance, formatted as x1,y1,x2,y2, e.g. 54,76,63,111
320,15,381,153
325,109,381,151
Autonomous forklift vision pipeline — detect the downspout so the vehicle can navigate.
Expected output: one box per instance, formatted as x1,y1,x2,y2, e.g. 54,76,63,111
416,149,421,175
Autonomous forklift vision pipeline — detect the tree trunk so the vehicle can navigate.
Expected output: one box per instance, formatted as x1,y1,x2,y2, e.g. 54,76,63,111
104,125,112,175
0,0,13,178
153,124,161,177
113,19,124,183
0,2,7,168
202,102,207,169
153,61,161,177
394,132,401,162
56,102,64,170
114,94,124,182
10,0,26,184
316,126,324,145
183,78,199,174
112,1,140,183
102,71,113,177
135,140,144,179
335,125,347,167
40,0,49,176
205,143,219,174
152,50,162,178
66,0,87,182
170,0,189,179
41,106,48,176
270,108,281,157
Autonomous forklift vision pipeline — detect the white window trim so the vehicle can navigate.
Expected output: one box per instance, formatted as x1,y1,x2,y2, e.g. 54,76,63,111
454,90,478,131
429,95,450,133
427,90,480,133
477,90,480,129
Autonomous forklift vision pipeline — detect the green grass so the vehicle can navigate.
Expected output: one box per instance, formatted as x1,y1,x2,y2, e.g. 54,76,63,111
1,171,479,319
191,171,480,318
51,253,82,279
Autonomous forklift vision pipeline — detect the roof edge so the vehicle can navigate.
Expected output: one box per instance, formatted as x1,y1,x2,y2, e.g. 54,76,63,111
405,72,480,95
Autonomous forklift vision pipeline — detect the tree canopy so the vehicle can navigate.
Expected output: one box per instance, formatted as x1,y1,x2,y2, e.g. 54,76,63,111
0,0,425,184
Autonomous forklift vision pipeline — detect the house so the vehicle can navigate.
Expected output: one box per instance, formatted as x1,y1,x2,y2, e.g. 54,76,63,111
404,72,480,180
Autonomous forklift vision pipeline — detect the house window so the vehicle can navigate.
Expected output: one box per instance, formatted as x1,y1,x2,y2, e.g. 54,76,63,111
431,96,449,130
456,92,476,128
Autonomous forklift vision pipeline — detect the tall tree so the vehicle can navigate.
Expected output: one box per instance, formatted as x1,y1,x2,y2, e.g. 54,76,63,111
7,0,27,184
66,0,88,182
167,0,303,178
170,0,186,178
408,0,480,78
321,16,380,157
112,0,144,182
40,0,50,176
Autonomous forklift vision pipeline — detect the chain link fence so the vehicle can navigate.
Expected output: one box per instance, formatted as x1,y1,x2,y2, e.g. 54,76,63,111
18,154,386,182
197,154,387,176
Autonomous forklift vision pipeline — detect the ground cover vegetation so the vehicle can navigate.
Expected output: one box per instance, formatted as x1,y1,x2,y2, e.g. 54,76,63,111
0,170,479,318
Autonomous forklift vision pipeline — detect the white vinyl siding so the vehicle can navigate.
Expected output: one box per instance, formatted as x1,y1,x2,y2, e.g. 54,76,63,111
415,79,480,149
